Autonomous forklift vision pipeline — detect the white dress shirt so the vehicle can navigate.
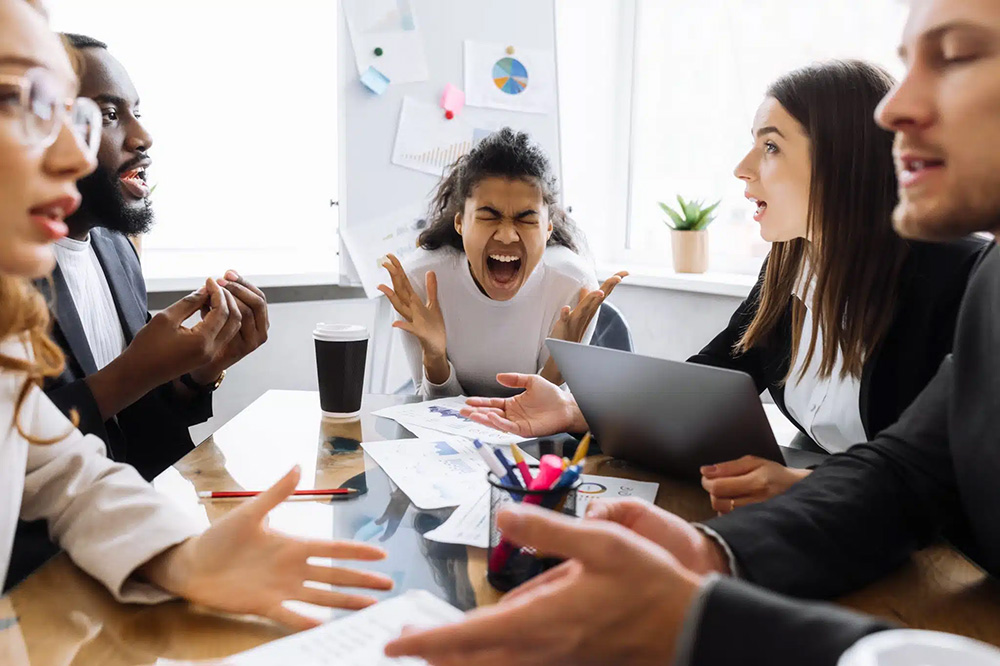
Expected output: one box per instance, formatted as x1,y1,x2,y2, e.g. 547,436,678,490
0,335,200,600
52,235,127,370
782,265,868,453
399,245,599,398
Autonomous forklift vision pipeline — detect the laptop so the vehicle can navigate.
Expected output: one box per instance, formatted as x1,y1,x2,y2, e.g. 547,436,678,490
546,339,828,479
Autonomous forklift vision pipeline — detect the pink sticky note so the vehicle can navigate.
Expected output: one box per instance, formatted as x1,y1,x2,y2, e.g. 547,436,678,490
440,83,465,115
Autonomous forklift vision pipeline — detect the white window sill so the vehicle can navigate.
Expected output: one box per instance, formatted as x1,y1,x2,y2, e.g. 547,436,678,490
139,247,342,293
598,263,756,298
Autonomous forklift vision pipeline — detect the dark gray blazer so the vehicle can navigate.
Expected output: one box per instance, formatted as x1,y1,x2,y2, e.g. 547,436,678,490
689,244,1000,665
38,228,212,479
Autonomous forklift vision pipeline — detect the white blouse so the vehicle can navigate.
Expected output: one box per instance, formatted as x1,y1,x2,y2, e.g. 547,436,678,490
0,335,199,600
783,268,868,453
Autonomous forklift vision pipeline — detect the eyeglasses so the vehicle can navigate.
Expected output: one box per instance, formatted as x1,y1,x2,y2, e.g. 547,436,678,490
0,67,101,159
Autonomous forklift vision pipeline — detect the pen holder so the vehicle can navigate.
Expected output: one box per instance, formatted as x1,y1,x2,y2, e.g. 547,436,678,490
486,467,581,592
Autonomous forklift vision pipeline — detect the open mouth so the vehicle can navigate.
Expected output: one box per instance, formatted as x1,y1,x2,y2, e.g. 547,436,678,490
119,167,151,199
899,157,945,188
749,197,767,221
485,252,523,290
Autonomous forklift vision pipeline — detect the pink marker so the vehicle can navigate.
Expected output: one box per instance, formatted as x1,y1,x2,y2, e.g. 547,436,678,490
489,455,565,573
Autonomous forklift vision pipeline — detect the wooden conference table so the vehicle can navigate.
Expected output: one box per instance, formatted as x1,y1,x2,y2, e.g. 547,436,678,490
4,390,1000,665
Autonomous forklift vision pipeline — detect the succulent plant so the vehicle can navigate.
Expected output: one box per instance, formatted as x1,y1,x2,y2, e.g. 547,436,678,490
658,195,721,231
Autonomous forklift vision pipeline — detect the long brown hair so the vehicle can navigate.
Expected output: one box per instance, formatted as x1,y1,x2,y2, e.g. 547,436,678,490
419,127,581,253
0,276,73,444
736,60,907,381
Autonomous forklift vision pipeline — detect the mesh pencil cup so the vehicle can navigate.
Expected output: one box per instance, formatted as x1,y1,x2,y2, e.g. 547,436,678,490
486,467,581,592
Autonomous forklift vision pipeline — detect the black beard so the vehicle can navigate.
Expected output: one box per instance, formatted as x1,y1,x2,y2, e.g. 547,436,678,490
73,164,155,236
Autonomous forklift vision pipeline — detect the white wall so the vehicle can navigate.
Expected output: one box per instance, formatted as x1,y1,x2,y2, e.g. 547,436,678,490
608,285,743,361
187,286,746,443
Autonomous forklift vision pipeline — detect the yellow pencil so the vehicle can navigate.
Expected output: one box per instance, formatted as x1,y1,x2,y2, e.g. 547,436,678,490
571,432,591,466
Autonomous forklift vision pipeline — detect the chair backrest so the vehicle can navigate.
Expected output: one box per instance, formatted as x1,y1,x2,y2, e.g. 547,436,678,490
591,301,634,353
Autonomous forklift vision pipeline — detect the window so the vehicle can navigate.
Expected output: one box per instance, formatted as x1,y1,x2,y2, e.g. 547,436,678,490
48,0,339,288
559,0,909,277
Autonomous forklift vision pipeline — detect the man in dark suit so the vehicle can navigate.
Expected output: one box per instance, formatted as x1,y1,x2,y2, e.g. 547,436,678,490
382,0,1000,664
3,35,270,590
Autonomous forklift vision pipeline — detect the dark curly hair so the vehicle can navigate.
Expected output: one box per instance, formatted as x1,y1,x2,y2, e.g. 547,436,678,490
418,128,581,253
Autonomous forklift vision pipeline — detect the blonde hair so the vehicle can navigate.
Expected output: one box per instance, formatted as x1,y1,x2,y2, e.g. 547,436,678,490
0,276,76,444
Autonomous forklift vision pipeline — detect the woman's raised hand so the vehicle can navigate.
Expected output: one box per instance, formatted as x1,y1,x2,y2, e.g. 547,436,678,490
549,271,628,343
378,254,450,382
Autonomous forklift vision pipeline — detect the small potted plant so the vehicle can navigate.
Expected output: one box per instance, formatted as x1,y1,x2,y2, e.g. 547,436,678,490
658,195,720,274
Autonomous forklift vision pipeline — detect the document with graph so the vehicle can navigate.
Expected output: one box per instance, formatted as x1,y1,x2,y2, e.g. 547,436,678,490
391,96,493,176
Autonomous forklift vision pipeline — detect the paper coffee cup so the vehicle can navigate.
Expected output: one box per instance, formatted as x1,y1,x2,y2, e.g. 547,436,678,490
313,324,369,418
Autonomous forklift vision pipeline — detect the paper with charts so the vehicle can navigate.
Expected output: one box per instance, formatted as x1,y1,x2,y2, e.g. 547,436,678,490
342,0,428,84
391,96,494,177
361,437,501,509
340,202,426,298
226,589,462,666
463,40,557,114
372,396,529,446
423,476,660,549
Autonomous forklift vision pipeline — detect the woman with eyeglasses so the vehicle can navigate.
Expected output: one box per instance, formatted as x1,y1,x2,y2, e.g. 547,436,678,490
0,0,394,628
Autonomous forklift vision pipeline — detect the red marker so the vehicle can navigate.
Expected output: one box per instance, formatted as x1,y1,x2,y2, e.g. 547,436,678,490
445,110,455,119
198,488,358,499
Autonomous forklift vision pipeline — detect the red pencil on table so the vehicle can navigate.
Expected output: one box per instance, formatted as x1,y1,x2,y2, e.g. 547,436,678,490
197,488,358,499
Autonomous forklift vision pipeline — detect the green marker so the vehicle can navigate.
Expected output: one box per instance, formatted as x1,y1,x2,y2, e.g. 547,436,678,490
374,47,383,56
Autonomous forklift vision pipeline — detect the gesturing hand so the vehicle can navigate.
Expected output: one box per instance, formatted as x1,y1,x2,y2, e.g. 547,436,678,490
548,271,629,344
378,254,449,383
461,373,588,438
384,503,703,666
124,278,242,389
701,455,811,514
188,270,270,386
139,467,394,631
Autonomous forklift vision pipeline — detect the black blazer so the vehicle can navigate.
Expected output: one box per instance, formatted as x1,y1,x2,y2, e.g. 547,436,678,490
4,229,212,592
689,236,990,442
687,244,1000,665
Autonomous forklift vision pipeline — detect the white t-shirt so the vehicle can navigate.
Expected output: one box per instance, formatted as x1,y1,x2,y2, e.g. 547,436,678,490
783,264,867,453
52,235,127,370
399,245,599,398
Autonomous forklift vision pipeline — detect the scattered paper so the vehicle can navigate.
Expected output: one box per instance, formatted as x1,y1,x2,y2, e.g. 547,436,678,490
464,40,557,114
361,437,497,509
229,590,462,666
343,0,428,84
391,97,492,177
424,489,490,549
340,203,426,299
439,83,465,115
373,396,529,446
422,475,660,549
360,65,391,95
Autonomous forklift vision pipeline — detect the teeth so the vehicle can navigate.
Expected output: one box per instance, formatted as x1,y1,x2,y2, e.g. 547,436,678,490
489,254,520,263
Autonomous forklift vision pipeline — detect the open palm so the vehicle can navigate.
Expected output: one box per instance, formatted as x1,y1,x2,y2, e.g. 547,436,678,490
378,253,447,359
461,373,586,438
140,467,394,630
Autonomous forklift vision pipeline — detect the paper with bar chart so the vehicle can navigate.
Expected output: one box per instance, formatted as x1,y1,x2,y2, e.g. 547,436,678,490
392,96,491,177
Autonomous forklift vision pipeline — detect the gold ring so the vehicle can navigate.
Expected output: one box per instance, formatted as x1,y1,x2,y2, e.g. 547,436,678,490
730,498,736,512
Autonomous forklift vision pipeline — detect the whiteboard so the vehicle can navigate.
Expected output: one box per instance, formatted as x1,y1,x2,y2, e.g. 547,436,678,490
337,0,562,285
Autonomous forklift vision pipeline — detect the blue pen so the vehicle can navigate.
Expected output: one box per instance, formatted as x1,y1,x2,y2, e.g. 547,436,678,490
544,465,582,509
493,447,523,489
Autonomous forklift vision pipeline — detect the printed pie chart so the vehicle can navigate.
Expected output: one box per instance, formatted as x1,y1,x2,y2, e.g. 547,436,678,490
492,57,528,95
